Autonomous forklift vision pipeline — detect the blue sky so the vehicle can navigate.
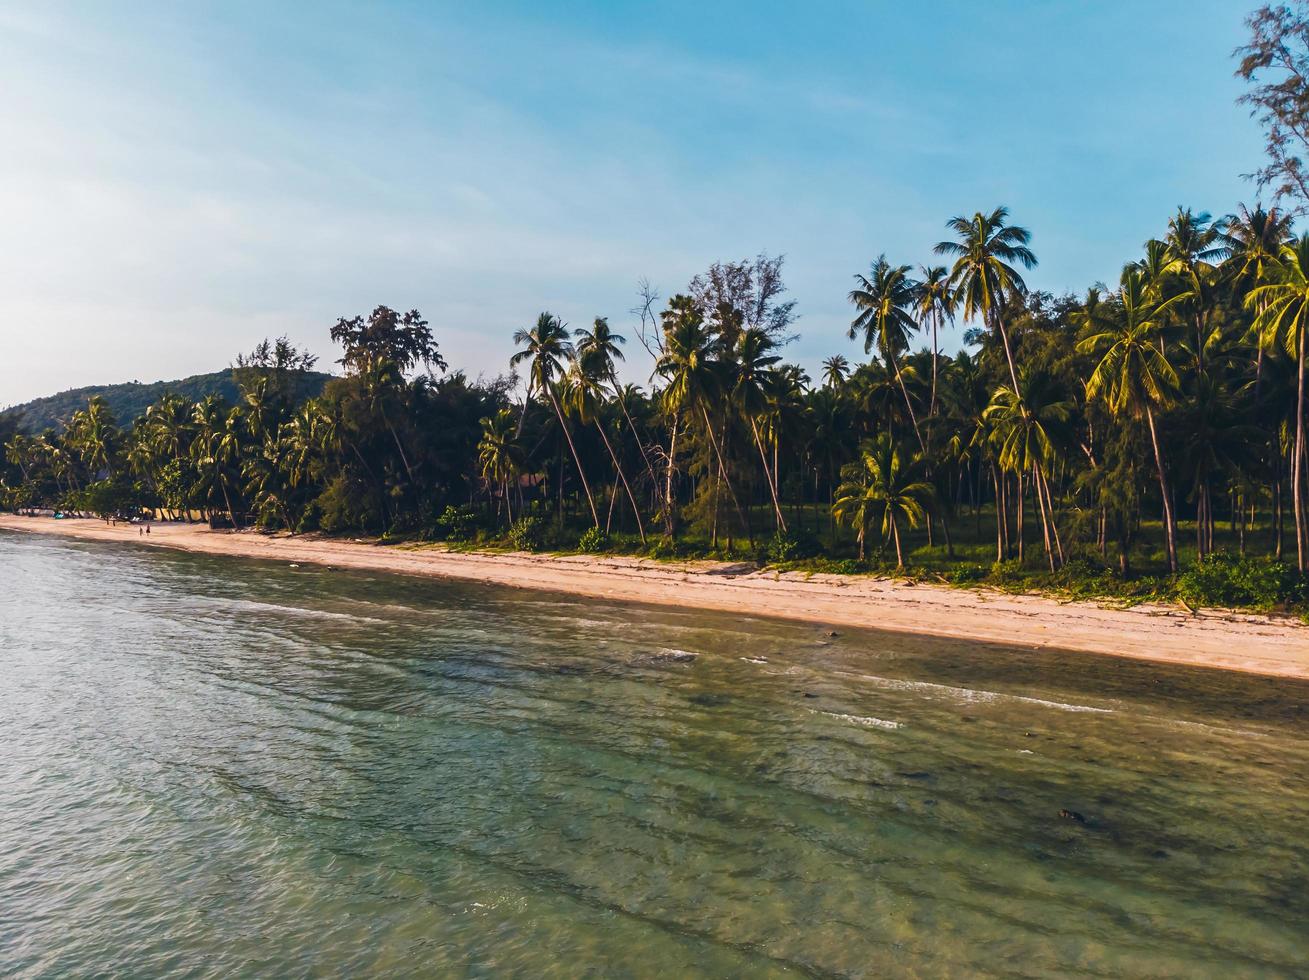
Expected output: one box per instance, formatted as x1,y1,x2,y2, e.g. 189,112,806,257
0,1,1265,406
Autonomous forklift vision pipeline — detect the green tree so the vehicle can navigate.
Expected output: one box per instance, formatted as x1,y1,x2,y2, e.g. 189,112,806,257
512,312,600,527
934,207,1037,397
1078,268,1185,572
833,433,934,567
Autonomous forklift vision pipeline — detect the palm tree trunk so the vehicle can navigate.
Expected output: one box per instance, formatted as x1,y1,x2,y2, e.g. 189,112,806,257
749,417,787,532
993,465,1004,562
887,348,925,453
929,311,940,418
993,308,1023,399
218,474,238,530
1145,405,1178,574
612,377,663,512
1295,324,1307,572
1033,464,1055,572
596,421,644,543
701,406,749,535
548,390,599,527
1041,469,1065,566
891,513,904,568
664,413,680,538
1016,469,1025,564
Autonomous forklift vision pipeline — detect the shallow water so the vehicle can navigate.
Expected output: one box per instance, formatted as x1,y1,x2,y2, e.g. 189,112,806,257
1,531,1307,978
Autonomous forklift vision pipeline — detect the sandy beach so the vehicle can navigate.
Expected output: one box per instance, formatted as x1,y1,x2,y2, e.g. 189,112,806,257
4,513,1308,680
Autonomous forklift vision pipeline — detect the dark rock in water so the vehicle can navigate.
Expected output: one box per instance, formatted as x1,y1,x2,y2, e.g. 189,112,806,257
825,630,839,638
1151,849,1169,859
1059,809,1087,824
802,692,819,699
1024,731,1036,738
899,771,933,781
689,692,730,708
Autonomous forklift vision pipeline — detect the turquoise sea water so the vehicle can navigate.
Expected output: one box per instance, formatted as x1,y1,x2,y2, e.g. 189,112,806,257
1,530,1307,977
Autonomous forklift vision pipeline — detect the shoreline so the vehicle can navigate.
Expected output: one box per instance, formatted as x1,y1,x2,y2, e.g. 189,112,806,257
4,513,1309,681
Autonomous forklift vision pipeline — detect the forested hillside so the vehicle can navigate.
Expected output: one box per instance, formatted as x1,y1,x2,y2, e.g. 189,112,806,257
3,369,333,435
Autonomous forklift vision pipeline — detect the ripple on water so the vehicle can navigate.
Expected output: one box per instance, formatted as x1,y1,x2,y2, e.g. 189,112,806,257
1,529,1308,977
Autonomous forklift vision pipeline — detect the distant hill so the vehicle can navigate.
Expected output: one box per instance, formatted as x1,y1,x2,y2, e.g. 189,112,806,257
2,369,335,434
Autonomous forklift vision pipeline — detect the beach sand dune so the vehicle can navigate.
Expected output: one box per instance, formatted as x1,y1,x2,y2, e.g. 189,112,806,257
4,514,1308,680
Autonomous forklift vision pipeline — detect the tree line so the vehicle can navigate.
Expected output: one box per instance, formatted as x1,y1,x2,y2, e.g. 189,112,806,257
3,201,1309,582
6,4,1309,596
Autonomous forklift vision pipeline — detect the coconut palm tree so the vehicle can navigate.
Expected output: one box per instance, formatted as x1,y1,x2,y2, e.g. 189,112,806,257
821,354,850,390
915,265,956,417
511,312,599,527
848,256,925,450
477,409,525,526
1163,207,1228,372
1078,268,1186,572
984,369,1073,570
734,327,787,531
654,296,733,537
1247,236,1309,571
833,433,934,567
563,355,646,542
575,317,658,528
934,207,1037,397
191,397,245,527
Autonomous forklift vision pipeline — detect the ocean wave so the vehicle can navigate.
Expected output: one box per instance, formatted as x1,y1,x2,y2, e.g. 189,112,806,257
849,672,1112,714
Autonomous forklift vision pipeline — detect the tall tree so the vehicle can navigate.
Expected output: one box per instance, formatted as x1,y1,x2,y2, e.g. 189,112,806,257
1078,269,1186,572
848,256,926,450
1248,236,1309,570
935,207,1038,397
511,312,600,528
915,265,956,417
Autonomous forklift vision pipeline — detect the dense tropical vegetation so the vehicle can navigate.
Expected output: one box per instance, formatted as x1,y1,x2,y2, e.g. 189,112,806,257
7,4,1309,613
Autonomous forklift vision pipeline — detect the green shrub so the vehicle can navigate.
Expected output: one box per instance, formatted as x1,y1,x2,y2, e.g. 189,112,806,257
647,536,682,560
1177,552,1306,610
434,504,481,542
766,529,822,564
947,563,987,584
508,515,547,552
576,526,609,552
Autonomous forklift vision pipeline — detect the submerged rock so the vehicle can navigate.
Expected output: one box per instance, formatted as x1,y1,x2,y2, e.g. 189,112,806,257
688,692,730,708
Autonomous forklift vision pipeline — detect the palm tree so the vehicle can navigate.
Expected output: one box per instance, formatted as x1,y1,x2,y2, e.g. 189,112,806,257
806,386,854,547
833,433,934,567
654,296,735,537
574,317,654,539
734,327,788,531
848,256,925,450
821,354,850,390
191,397,244,527
511,312,599,527
934,207,1037,397
984,369,1073,570
1248,236,1309,571
1163,207,1227,372
915,265,956,417
477,409,525,526
563,355,646,542
1078,268,1186,572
